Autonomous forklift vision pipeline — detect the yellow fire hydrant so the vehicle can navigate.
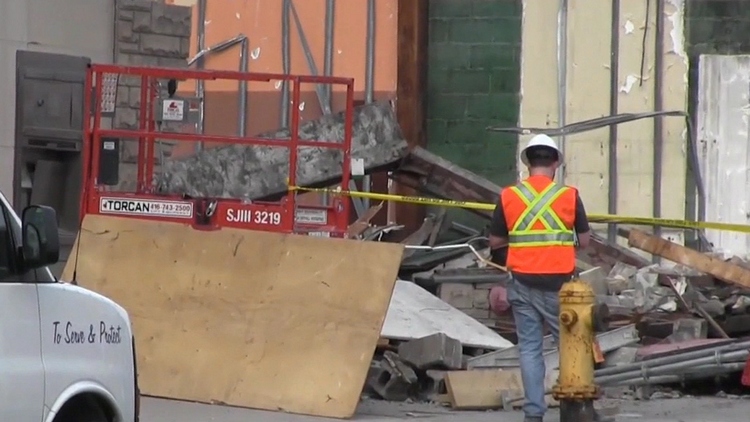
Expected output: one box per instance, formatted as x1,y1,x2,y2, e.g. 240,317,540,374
552,279,603,422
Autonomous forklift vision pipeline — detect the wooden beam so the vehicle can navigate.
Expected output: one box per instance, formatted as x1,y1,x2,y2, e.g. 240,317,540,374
628,228,750,288
394,0,429,234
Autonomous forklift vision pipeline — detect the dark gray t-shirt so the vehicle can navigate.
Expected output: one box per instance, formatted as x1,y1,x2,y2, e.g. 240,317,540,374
489,191,590,292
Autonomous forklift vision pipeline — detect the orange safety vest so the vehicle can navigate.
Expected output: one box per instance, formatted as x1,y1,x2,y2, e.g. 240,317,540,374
500,175,577,274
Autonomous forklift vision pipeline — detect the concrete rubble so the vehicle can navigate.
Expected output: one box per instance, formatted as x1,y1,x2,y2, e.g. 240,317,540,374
146,100,750,412
153,101,408,200
351,150,750,410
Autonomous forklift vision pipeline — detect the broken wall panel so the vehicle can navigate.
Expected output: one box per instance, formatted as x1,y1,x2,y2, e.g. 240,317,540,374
696,55,750,259
518,0,688,250
153,101,408,199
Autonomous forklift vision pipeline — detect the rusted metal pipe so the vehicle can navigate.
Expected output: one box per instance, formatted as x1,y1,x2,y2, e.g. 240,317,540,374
652,0,665,256
607,0,620,243
280,0,291,128
195,0,207,150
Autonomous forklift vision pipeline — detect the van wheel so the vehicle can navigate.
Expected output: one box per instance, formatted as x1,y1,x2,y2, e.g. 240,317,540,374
56,400,109,422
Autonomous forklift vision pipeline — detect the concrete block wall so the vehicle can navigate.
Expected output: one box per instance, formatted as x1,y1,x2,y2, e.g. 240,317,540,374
437,282,496,326
115,0,191,130
426,0,522,186
113,0,192,189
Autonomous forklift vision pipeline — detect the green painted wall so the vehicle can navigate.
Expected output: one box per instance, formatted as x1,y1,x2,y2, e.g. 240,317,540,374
426,0,522,187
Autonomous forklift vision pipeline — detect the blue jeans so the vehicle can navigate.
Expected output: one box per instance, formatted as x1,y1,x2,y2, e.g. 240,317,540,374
507,278,561,419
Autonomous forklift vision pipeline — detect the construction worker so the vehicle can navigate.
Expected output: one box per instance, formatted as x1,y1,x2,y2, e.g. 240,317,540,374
488,134,591,422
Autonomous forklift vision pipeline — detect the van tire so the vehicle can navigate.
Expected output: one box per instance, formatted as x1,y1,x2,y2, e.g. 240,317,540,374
56,398,109,422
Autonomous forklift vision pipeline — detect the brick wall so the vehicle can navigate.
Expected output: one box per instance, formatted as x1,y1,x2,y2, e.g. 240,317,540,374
112,0,192,189
426,0,522,186
437,282,497,326
115,0,191,131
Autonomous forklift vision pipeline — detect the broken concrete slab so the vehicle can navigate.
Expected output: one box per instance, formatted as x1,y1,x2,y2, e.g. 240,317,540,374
666,318,708,342
381,280,513,350
398,333,463,370
597,294,637,310
603,346,638,368
605,262,637,294
606,277,633,295
154,101,408,200
579,266,608,295
609,261,638,280
367,356,417,402
420,370,448,402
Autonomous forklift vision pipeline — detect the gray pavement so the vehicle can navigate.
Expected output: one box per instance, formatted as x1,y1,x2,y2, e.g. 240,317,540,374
140,396,750,422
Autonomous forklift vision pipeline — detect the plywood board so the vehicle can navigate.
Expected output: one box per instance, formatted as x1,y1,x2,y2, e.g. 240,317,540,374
380,280,513,350
62,215,404,419
445,369,558,410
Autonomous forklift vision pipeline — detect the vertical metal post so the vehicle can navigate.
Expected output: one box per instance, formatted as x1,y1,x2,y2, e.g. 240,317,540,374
280,0,291,128
289,0,330,115
607,0,621,243
238,38,249,137
653,0,665,262
322,0,336,206
556,0,569,183
145,76,157,187
91,72,105,193
323,0,335,109
362,0,376,209
340,81,355,232
289,78,302,231
195,0,207,151
137,74,149,191
80,67,94,222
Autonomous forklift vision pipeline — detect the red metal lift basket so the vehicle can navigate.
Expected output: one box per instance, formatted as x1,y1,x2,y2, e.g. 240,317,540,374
80,64,354,237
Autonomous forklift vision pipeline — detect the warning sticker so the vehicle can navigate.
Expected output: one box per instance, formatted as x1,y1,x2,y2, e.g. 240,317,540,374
162,100,185,121
99,197,193,219
295,208,327,225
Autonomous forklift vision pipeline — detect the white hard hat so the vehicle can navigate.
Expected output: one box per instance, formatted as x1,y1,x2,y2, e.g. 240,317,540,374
520,134,562,166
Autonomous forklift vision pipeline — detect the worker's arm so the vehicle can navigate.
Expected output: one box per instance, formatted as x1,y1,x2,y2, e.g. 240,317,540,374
488,202,509,265
574,192,591,249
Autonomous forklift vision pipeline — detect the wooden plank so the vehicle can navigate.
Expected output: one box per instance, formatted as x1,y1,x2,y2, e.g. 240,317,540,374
345,202,384,238
62,214,404,419
445,369,558,410
628,228,750,288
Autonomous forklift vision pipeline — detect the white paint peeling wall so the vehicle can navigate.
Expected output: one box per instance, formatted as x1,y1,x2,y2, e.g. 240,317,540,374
697,55,750,259
519,0,688,247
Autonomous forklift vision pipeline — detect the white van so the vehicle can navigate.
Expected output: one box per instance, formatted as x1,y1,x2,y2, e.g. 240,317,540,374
0,191,138,422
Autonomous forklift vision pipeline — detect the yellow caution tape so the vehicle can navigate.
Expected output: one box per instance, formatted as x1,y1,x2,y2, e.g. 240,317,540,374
289,186,750,234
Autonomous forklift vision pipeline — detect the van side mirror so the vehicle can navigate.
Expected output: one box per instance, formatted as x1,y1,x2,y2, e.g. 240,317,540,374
21,205,60,269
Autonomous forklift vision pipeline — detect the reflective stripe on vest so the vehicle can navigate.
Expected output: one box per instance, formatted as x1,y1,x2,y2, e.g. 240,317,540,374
508,181,575,247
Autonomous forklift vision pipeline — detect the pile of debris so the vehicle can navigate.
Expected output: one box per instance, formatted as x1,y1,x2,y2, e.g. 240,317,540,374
348,148,750,410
